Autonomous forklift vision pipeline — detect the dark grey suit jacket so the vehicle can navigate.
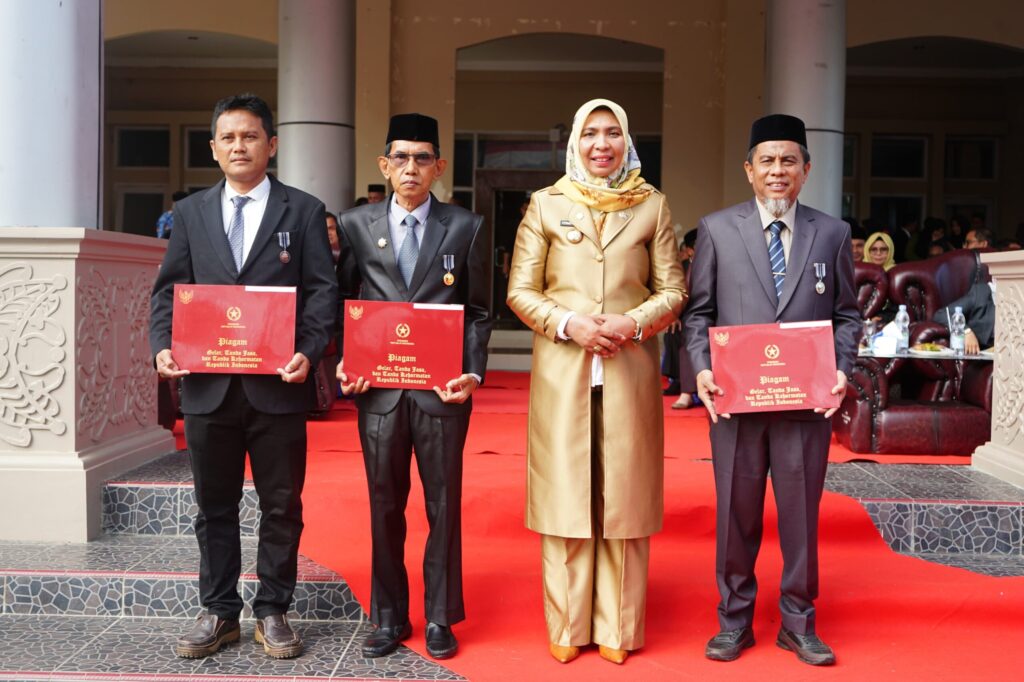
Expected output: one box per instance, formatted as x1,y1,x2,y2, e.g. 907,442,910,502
932,281,995,348
337,194,492,417
684,199,860,383
149,175,338,415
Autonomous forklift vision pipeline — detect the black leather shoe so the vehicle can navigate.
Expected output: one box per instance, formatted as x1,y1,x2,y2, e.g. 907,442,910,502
776,628,836,666
362,622,412,658
663,380,682,396
425,622,458,659
174,613,240,658
255,613,303,659
705,627,754,661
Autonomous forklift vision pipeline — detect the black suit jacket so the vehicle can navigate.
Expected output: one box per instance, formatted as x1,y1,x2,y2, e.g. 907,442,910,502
337,194,492,417
149,175,338,415
684,199,861,379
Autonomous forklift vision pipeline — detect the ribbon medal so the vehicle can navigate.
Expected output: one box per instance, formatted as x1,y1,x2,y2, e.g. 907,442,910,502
443,254,455,286
814,262,826,294
277,232,291,263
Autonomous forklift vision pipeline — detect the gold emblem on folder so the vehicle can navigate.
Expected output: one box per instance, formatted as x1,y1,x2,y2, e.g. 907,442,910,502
226,306,242,322
178,289,194,305
349,305,364,321
713,332,730,347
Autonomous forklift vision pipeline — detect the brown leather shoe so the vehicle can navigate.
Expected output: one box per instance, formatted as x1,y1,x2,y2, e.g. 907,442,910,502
174,613,240,658
548,642,580,663
255,613,304,659
598,645,629,664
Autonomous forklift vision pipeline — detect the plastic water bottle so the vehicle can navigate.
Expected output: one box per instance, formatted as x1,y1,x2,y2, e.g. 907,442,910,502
950,306,967,355
895,304,910,352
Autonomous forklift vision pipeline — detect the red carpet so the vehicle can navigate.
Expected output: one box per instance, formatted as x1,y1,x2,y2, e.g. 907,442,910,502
188,372,1022,679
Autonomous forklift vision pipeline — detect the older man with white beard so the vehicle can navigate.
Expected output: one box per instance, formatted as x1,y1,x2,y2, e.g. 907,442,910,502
683,114,860,667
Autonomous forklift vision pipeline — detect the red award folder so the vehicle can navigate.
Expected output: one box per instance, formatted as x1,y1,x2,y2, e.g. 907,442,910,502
708,320,840,414
171,284,296,374
342,300,464,390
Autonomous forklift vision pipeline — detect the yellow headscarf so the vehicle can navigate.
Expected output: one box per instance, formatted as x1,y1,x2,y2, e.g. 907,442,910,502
553,98,653,213
864,231,896,271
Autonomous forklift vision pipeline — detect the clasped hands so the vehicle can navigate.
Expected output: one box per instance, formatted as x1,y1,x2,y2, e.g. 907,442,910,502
155,349,312,383
336,359,479,404
566,313,636,358
696,368,848,424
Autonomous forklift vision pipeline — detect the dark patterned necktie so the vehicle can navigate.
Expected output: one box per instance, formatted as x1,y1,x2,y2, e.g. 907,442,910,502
228,195,251,271
397,214,419,287
768,220,786,299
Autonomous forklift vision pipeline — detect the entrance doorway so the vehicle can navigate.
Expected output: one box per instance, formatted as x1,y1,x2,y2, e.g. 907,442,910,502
474,169,561,329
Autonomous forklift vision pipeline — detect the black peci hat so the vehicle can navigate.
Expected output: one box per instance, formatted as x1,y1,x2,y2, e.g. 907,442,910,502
386,113,439,147
749,114,807,151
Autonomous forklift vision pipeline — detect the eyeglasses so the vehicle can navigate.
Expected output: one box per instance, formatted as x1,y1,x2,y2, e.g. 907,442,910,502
386,152,437,167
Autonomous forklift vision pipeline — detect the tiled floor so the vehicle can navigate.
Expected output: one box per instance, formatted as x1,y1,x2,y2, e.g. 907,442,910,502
0,615,464,681
825,462,1024,576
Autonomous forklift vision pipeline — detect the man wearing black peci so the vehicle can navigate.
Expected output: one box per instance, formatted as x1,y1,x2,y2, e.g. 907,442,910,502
335,113,491,660
684,114,859,667
150,93,337,660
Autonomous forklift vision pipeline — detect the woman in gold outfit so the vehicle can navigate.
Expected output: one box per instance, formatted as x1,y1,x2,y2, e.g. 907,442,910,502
506,99,686,665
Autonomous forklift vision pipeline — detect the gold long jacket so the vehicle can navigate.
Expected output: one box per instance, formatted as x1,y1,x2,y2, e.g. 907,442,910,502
507,186,686,538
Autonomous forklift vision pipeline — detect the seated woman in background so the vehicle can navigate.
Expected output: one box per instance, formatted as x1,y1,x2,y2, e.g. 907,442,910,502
864,231,896,271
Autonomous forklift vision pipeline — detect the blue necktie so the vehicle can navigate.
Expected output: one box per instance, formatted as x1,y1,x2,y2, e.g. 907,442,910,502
768,220,786,300
397,214,420,287
228,195,251,271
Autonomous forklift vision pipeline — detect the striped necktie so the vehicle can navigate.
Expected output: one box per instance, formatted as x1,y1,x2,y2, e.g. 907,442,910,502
228,195,251,271
768,220,786,299
397,213,420,287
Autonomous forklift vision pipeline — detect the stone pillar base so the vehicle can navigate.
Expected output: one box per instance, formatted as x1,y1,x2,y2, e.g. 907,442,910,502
0,425,173,541
974,442,1024,490
0,228,175,542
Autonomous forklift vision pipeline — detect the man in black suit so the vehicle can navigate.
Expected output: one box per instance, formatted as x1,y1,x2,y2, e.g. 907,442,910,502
335,113,491,660
150,93,337,660
684,115,860,667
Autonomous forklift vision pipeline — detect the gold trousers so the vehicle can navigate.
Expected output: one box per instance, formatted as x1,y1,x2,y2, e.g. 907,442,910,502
540,393,651,650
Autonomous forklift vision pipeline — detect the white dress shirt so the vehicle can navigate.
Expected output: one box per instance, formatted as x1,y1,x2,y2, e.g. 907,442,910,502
221,175,272,266
755,198,798,263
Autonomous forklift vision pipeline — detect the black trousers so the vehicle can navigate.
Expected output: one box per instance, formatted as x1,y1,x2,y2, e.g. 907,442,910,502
184,377,307,620
358,391,470,628
709,412,831,635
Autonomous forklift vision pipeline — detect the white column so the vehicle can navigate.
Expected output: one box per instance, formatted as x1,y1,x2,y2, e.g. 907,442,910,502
0,0,103,228
973,251,1024,489
764,0,846,218
277,0,356,213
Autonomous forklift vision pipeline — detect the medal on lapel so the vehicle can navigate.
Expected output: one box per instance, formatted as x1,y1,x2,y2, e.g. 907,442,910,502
443,254,455,286
377,237,388,249
277,232,291,263
814,262,826,294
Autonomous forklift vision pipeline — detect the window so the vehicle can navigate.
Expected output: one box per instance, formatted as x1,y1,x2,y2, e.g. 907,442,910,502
453,137,475,188
945,137,997,180
871,136,926,179
116,127,170,168
116,189,167,236
843,136,857,179
185,128,218,169
870,195,923,231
